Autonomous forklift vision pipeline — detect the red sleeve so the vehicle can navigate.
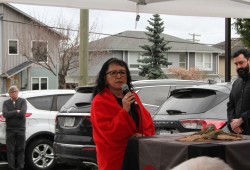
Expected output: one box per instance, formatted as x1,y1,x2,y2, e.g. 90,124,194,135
91,90,137,147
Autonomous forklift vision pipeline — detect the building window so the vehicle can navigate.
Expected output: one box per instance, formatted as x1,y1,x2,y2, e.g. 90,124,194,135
8,40,18,55
195,53,212,70
128,53,140,69
31,77,48,90
129,52,169,69
32,41,48,62
179,54,186,68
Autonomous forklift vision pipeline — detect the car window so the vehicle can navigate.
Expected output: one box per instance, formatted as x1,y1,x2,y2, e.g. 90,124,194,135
157,89,228,115
62,92,93,109
56,94,73,111
27,96,54,110
137,86,171,106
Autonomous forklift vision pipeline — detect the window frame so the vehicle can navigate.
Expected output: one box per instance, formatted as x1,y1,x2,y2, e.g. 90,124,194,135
31,77,49,90
179,53,186,68
195,53,213,71
128,52,169,70
8,39,19,55
31,40,48,63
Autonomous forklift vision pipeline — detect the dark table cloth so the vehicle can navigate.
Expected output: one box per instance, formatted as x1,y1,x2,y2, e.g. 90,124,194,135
122,133,250,170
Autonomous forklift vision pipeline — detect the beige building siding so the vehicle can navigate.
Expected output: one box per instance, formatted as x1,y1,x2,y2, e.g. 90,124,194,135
219,57,237,78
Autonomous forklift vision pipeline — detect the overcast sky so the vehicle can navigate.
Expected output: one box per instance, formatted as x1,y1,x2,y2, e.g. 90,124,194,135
11,3,239,45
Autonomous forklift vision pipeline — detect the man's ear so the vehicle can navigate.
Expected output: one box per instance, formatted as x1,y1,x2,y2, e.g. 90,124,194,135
247,58,250,65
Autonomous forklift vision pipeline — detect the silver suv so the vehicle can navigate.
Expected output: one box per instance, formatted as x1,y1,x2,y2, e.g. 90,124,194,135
0,90,75,170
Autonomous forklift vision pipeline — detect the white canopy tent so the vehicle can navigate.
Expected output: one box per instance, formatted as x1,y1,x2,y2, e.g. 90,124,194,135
1,0,250,82
1,0,250,18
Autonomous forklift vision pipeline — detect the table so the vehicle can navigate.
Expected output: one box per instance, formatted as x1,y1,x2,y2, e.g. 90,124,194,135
122,133,250,170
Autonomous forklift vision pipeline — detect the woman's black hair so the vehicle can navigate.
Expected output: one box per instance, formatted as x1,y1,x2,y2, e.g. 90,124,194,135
93,58,134,97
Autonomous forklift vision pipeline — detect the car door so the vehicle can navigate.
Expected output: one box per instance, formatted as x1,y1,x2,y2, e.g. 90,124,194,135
26,95,55,135
0,96,9,145
48,94,74,131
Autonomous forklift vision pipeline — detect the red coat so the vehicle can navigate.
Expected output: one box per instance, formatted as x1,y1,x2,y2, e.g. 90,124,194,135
91,88,155,170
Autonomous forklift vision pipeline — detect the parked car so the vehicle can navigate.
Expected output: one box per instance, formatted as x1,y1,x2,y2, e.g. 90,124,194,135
53,86,94,170
0,89,75,170
153,83,231,135
133,79,208,114
53,79,208,169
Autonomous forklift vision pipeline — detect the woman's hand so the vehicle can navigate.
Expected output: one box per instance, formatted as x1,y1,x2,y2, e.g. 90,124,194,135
132,133,143,137
122,92,135,112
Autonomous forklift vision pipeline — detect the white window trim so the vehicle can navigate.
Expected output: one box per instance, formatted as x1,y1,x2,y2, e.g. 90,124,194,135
128,52,169,70
8,39,19,55
128,52,141,71
179,54,186,68
195,53,213,71
31,40,48,63
31,77,49,90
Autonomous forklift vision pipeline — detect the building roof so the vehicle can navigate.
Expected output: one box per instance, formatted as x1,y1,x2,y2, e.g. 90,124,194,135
89,30,224,53
0,3,66,39
1,61,32,78
213,38,247,56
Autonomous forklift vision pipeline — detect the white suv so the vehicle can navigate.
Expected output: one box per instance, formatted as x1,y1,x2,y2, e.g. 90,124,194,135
0,90,75,170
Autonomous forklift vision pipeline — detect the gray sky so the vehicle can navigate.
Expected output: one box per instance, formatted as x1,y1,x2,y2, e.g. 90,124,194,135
11,3,239,45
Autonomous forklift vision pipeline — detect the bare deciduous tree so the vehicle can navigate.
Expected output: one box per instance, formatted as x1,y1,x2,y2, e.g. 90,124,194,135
17,18,79,89
168,67,207,80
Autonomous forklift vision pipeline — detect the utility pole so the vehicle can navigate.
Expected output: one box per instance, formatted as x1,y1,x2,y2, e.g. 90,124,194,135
79,9,89,86
225,18,231,82
187,33,201,42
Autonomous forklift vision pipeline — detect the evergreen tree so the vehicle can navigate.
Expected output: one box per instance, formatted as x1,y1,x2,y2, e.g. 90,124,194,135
138,14,172,79
234,19,250,48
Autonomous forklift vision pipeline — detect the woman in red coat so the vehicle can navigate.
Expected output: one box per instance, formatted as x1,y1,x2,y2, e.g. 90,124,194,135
91,58,155,170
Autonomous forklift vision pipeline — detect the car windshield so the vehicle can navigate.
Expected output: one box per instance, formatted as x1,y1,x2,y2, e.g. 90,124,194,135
62,92,93,109
157,89,228,115
137,86,171,106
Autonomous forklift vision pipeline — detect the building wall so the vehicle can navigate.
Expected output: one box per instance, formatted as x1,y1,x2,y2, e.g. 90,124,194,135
0,4,61,92
219,57,237,78
30,68,57,89
168,52,180,68
2,5,28,72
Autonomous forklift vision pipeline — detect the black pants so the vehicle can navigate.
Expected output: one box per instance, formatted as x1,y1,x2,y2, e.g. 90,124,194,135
6,129,25,170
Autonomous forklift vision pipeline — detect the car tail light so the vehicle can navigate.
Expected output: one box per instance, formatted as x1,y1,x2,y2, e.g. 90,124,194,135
0,115,5,122
82,145,96,151
0,144,7,152
25,113,32,117
84,115,91,120
180,119,226,130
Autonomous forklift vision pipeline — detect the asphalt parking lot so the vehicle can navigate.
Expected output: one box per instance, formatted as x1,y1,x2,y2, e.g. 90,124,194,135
0,162,77,170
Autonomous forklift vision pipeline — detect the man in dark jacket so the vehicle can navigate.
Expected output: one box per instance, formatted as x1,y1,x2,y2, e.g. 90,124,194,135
227,49,250,135
2,86,27,170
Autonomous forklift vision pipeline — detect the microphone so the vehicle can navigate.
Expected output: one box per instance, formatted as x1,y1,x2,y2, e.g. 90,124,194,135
121,84,140,129
121,84,137,105
121,84,130,94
